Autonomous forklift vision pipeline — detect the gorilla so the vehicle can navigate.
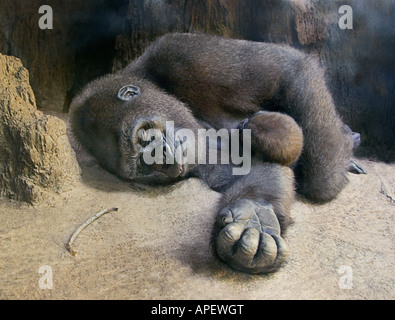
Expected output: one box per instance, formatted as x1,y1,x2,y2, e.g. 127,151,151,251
68,33,356,274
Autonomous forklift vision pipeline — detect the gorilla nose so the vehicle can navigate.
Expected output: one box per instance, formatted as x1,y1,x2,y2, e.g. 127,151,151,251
132,117,187,177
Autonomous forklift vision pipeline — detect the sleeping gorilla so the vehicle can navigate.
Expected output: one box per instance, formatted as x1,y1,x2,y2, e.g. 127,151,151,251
68,33,355,274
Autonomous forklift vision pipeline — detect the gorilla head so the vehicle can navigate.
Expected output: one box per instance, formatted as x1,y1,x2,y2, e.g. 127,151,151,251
68,73,202,183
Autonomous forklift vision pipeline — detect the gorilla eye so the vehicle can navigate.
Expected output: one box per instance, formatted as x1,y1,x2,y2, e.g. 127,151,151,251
117,85,141,101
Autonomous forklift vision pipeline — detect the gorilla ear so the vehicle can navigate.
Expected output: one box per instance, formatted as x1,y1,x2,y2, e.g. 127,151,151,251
117,85,141,101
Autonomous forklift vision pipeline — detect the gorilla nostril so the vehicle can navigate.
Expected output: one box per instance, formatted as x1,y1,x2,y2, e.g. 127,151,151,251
137,129,147,141
136,129,151,148
134,121,164,148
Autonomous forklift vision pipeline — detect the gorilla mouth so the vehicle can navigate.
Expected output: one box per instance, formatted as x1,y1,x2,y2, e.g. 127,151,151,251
152,162,185,178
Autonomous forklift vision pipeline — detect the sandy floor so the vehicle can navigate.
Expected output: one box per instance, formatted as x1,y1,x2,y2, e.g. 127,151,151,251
0,157,394,300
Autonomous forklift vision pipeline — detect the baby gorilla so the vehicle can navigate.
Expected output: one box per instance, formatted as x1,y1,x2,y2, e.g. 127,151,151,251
68,33,353,274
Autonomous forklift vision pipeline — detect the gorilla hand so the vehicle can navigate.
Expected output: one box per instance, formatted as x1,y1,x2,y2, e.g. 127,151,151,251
215,199,289,274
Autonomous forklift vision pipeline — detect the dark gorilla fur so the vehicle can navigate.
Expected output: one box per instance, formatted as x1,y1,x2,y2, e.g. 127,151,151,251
68,33,353,274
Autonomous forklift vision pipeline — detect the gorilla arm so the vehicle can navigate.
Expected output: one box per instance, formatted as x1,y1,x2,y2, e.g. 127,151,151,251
191,161,294,274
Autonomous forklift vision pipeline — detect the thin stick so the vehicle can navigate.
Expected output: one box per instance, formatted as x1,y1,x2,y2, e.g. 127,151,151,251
66,207,118,256
381,181,395,205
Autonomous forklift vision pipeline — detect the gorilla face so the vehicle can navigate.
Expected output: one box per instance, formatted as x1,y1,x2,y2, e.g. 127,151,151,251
119,115,198,182
68,74,202,183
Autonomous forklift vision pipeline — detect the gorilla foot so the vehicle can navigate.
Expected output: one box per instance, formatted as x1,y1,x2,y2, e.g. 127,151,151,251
215,199,289,274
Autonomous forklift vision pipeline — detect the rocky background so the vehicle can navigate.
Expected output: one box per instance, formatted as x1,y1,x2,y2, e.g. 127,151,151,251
0,0,394,203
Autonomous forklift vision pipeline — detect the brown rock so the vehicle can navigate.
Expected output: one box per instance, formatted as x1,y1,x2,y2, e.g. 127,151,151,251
0,53,81,204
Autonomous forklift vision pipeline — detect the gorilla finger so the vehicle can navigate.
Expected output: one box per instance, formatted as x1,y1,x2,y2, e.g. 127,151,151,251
216,222,246,257
232,200,256,221
253,232,277,268
255,204,281,237
217,200,255,227
272,235,289,266
233,228,260,267
217,208,233,226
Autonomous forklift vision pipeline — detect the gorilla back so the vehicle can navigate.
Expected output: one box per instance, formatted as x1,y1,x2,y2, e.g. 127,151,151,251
68,33,353,274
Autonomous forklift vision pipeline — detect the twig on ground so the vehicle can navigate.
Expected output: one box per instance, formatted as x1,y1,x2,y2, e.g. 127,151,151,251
380,180,395,205
66,207,118,256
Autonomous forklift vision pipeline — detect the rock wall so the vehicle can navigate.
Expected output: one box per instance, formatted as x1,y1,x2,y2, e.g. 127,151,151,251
0,54,80,204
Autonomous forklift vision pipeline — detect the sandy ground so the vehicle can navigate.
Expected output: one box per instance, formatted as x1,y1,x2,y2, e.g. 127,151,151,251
0,157,394,300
